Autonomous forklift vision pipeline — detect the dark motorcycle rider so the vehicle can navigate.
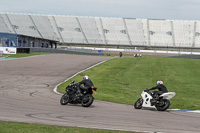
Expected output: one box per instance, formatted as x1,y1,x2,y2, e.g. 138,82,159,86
145,80,168,103
75,75,94,98
119,52,122,57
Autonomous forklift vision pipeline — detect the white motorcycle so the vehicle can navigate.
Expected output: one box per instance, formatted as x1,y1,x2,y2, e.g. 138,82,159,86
134,90,176,111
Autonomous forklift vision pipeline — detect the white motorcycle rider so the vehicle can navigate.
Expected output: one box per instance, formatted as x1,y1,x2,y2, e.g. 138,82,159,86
134,81,176,111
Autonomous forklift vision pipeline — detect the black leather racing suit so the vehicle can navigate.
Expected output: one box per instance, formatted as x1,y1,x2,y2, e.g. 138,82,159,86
75,79,94,97
148,84,168,98
73,79,94,100
79,78,94,91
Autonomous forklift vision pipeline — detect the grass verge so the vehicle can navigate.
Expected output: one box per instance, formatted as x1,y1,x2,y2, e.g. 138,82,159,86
0,121,134,133
4,52,110,58
58,57,200,110
4,52,59,58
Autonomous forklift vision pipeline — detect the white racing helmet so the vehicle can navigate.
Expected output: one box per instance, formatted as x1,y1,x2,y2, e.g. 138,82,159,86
157,80,163,85
83,75,89,80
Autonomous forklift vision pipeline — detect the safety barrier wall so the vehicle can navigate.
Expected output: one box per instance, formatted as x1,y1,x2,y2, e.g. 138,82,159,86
66,46,200,55
28,47,103,55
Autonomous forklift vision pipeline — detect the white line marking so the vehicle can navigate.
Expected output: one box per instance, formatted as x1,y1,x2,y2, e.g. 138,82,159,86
168,109,200,113
53,60,110,95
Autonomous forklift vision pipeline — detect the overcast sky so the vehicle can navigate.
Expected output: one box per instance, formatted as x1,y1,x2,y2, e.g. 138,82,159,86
0,0,200,20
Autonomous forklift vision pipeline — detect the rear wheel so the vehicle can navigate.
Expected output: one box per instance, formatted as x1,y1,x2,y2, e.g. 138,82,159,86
156,99,170,111
134,98,143,109
60,93,70,105
81,94,94,107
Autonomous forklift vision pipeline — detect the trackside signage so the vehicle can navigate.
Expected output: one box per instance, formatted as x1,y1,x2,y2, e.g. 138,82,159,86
0,47,16,54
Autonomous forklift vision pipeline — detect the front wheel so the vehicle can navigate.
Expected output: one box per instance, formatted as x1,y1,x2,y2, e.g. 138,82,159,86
134,98,143,109
155,99,170,111
60,93,70,105
81,94,94,107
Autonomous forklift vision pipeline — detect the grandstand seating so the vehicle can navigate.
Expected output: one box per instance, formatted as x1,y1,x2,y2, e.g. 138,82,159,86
148,20,174,47
1,14,18,34
7,14,41,38
0,13,200,48
141,19,149,46
195,22,200,48
47,15,64,42
31,15,58,40
54,16,87,43
101,18,130,45
94,17,107,45
78,17,103,44
124,19,145,46
173,20,194,48
0,14,10,33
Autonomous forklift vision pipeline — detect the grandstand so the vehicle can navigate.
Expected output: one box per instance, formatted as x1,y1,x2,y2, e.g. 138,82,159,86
0,12,200,50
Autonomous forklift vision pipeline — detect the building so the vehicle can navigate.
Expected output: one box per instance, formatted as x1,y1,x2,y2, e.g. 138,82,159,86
1,12,200,50
0,32,57,48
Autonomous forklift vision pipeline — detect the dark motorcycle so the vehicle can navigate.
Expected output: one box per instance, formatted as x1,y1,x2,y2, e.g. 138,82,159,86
60,81,97,107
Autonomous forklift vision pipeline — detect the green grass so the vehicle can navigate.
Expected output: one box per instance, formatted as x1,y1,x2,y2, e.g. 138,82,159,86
58,57,200,110
0,121,134,133
5,52,59,58
4,52,109,58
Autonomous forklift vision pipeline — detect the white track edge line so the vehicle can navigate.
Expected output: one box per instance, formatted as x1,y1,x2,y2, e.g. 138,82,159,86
53,60,108,95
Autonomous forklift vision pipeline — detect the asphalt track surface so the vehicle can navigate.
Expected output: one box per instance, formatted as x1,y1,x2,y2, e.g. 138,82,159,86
0,54,199,133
